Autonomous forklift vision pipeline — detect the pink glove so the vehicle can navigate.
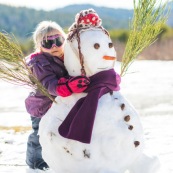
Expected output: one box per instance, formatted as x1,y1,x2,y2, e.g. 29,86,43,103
56,76,90,97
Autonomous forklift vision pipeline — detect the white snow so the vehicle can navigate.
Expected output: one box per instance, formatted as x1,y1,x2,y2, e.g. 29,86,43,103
0,60,173,173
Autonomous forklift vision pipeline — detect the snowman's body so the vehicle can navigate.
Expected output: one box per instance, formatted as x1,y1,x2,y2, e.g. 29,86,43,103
39,20,159,173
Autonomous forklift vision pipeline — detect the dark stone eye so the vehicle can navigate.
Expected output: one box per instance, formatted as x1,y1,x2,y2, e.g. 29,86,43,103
109,43,113,48
94,43,100,49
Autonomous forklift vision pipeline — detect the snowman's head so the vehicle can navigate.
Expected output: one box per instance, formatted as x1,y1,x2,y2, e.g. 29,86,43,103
64,9,117,77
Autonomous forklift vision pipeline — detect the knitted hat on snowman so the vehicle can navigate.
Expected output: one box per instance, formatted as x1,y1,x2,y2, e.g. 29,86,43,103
68,8,109,40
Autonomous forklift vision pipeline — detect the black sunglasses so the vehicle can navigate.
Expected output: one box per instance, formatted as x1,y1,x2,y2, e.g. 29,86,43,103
41,34,65,49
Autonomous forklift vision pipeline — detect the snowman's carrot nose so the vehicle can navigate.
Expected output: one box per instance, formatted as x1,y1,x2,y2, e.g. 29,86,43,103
103,56,116,60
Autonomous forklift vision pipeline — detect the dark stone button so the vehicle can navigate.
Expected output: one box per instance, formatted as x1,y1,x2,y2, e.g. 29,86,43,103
134,141,140,147
120,103,125,110
124,115,130,122
109,90,113,95
128,125,133,130
78,80,82,83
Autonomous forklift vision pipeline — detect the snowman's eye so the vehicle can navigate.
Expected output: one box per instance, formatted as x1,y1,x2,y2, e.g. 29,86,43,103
109,43,113,48
94,43,100,49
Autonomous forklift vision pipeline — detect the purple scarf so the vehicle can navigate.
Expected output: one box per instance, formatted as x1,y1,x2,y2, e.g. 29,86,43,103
58,69,117,143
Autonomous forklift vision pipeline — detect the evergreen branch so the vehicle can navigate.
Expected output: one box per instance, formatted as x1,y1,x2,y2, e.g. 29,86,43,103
0,32,56,103
120,0,169,76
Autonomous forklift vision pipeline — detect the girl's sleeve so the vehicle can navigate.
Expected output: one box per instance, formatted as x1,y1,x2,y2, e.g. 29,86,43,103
32,62,59,96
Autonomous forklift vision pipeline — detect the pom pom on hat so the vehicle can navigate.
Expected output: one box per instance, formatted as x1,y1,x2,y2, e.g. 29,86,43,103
69,9,102,31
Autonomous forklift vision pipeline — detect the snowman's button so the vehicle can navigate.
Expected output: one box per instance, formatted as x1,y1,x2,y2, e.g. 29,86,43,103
124,115,130,122
120,103,125,110
134,141,140,147
78,80,82,83
109,90,113,95
128,125,133,130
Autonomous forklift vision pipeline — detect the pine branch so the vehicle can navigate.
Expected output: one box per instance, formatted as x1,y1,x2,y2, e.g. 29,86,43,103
120,0,170,76
0,32,56,103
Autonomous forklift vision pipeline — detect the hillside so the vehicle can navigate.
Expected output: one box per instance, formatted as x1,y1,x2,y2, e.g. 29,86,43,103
0,4,133,39
55,4,133,29
0,3,172,39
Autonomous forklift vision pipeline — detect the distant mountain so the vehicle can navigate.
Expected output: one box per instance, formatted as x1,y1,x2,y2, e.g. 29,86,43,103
57,4,133,20
56,4,133,29
0,3,172,39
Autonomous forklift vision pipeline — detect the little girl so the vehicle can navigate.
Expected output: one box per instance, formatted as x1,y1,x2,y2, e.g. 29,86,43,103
25,21,90,171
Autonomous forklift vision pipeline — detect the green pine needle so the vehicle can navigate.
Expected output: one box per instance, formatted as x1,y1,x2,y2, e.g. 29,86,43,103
0,32,56,103
120,0,170,76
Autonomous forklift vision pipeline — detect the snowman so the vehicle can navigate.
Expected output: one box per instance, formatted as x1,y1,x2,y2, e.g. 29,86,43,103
38,9,160,173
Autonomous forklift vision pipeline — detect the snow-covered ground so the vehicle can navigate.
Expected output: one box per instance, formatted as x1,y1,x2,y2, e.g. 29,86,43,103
0,60,173,173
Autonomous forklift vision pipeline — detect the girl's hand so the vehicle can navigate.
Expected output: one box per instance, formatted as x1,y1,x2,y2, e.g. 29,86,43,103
56,76,90,97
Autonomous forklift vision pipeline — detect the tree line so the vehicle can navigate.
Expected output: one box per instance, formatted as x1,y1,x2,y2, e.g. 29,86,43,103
0,3,173,60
